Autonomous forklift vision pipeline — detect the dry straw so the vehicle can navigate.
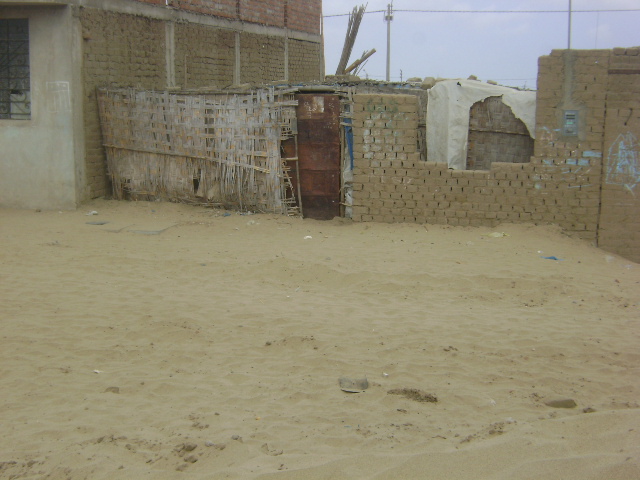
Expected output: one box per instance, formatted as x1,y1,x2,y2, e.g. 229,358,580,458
97,87,299,214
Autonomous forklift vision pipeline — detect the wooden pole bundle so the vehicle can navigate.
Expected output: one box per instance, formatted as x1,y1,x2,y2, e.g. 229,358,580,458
335,4,367,75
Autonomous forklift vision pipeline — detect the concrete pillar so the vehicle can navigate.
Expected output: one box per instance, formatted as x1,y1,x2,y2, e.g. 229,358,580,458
165,21,175,87
284,30,289,82
234,31,240,85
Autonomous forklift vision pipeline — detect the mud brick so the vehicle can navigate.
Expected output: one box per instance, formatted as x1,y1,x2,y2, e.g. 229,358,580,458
352,205,369,216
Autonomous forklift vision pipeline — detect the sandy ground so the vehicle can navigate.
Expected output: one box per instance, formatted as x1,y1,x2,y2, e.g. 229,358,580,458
1,198,639,479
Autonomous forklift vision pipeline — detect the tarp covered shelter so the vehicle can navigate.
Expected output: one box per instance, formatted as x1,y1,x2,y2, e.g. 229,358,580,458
427,79,536,169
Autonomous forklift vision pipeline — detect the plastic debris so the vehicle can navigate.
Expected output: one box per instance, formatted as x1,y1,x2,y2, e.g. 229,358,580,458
541,256,563,261
339,377,369,393
545,398,577,408
482,232,509,238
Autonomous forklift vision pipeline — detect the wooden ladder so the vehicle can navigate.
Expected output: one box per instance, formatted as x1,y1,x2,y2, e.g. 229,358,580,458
281,158,301,217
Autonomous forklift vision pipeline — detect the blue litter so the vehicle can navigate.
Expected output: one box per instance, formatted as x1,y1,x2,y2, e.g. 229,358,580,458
541,256,563,261
344,117,354,170
223,212,231,217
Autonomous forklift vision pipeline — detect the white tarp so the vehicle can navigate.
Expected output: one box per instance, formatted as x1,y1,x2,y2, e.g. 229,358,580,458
426,79,537,170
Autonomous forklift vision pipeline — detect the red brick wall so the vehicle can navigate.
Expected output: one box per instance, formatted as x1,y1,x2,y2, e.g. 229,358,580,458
135,0,237,19
286,0,321,35
132,0,321,34
240,0,284,28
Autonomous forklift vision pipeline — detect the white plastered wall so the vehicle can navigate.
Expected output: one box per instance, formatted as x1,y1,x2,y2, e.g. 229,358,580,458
0,5,84,210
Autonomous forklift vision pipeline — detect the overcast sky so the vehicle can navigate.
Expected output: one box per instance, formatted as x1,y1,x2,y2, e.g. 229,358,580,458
321,0,640,88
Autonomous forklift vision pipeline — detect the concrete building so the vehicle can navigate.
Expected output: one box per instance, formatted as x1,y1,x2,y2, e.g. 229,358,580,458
0,0,323,209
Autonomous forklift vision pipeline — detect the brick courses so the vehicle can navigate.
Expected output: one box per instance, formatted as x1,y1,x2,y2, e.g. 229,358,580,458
352,156,601,233
239,33,285,83
175,24,235,88
287,39,322,82
240,0,285,28
599,47,640,261
133,0,321,34
467,96,533,170
81,8,166,198
80,2,322,199
286,0,322,35
135,0,238,19
350,49,639,261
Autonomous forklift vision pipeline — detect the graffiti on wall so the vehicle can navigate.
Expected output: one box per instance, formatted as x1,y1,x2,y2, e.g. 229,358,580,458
46,81,71,113
606,132,639,192
536,157,594,189
538,126,560,147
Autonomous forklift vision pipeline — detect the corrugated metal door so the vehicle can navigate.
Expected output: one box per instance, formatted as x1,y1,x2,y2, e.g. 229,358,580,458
293,94,341,220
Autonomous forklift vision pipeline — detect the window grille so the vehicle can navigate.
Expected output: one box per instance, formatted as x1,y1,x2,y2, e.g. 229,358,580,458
0,19,30,120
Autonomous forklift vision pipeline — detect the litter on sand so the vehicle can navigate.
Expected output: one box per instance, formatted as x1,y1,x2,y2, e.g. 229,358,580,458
482,232,510,238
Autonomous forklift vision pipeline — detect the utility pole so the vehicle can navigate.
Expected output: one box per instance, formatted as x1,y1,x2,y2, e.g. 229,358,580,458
385,3,393,81
567,0,572,49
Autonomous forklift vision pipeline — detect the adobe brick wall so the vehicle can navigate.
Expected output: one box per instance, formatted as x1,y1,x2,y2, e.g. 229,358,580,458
534,49,610,159
350,87,605,241
467,96,533,170
288,39,323,82
174,24,235,88
240,32,285,83
80,1,323,199
351,49,639,261
133,0,321,34
599,48,640,262
81,8,166,198
535,48,639,261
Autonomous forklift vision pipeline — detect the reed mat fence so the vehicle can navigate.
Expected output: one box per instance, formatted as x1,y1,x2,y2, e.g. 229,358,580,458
97,88,298,213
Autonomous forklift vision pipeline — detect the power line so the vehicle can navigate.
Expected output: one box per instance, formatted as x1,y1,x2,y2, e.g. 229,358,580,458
395,9,640,14
325,10,385,18
324,8,640,18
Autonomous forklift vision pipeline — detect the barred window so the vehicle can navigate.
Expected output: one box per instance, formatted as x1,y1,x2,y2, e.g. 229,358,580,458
0,19,30,120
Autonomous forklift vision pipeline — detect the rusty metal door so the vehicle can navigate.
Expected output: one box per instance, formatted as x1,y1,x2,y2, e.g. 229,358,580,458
290,94,341,220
